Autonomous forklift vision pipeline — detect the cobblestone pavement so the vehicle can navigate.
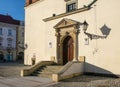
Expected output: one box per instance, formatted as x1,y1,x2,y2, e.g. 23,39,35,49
46,75,120,87
0,62,120,87
0,76,53,87
0,75,120,87
0,62,30,77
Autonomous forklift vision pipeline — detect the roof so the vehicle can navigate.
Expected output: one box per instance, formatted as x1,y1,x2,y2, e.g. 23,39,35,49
26,0,40,6
0,14,20,25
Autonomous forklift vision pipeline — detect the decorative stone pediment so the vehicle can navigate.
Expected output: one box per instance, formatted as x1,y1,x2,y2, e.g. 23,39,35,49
54,18,80,29
54,18,80,64
64,0,71,2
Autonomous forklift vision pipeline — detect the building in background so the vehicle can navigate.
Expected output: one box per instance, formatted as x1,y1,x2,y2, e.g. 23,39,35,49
0,14,24,62
16,21,25,62
25,0,120,76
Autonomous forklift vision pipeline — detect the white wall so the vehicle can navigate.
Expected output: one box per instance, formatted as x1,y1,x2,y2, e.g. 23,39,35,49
25,0,120,75
0,26,16,48
0,24,17,61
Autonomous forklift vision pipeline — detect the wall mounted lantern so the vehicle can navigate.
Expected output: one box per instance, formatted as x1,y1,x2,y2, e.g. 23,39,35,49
83,20,89,33
82,20,108,40
24,44,28,49
18,43,28,49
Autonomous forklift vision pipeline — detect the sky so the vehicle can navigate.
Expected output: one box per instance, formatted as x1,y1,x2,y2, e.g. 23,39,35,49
0,0,25,21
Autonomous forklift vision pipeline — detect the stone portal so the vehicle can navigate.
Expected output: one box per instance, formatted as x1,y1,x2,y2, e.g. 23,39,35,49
54,18,80,64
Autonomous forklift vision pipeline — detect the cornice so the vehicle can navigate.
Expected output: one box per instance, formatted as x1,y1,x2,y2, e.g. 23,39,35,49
0,22,19,29
64,0,71,2
25,0,44,8
43,7,90,22
43,0,97,22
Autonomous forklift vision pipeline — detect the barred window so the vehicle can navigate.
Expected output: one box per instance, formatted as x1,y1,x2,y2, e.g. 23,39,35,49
67,3,76,12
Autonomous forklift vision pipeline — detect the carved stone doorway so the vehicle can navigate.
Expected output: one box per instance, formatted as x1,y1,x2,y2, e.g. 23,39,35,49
54,18,80,65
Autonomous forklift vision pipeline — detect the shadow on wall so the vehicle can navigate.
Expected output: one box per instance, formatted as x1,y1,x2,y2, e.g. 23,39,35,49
85,24,111,40
100,24,111,36
85,62,118,78
61,62,118,82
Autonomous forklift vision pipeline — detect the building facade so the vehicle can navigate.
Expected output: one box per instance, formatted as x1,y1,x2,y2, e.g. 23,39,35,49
25,0,120,76
16,21,25,61
0,14,24,61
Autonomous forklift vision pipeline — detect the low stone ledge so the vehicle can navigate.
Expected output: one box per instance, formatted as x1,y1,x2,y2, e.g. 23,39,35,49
52,72,83,82
21,61,54,76
52,61,84,82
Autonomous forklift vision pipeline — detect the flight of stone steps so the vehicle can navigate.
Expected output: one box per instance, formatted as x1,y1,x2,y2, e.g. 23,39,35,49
31,65,63,78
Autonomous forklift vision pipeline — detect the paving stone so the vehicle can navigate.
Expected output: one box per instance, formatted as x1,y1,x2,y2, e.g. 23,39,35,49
46,75,119,87
0,62,30,77
0,77,52,87
0,83,10,87
1,62,120,87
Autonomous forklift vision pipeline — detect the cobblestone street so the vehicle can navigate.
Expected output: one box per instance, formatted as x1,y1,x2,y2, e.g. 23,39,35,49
0,62,30,77
47,75,120,87
0,62,120,87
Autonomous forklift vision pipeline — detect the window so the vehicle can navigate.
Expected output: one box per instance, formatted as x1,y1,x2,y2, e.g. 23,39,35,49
7,40,12,47
8,30,12,36
66,0,78,12
22,32,24,37
0,28,2,35
67,3,76,12
20,21,24,26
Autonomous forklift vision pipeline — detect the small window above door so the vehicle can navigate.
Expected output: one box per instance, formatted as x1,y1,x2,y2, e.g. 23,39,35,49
66,0,78,12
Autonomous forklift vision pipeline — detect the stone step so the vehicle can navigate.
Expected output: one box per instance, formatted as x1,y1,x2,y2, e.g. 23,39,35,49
32,72,53,78
40,70,58,73
31,65,63,78
41,66,63,73
38,73,52,78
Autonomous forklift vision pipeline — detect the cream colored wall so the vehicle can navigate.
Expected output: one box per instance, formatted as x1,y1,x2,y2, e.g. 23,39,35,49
25,0,120,75
25,5,46,65
77,0,120,74
25,0,66,65
92,0,120,74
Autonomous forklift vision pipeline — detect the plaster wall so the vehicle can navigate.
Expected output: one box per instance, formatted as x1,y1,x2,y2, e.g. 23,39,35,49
25,0,120,75
0,23,17,61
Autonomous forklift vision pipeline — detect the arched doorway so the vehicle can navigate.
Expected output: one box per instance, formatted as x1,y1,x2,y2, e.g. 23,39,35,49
18,52,24,59
54,18,80,64
63,36,74,65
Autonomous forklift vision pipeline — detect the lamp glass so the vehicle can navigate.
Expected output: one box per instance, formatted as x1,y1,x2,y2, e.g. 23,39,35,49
83,20,88,32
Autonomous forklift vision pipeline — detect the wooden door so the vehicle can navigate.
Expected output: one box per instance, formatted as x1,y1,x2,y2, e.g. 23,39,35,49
63,36,74,65
68,38,74,61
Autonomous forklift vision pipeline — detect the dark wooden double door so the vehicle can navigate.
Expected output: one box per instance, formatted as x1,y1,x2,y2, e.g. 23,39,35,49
63,36,74,65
